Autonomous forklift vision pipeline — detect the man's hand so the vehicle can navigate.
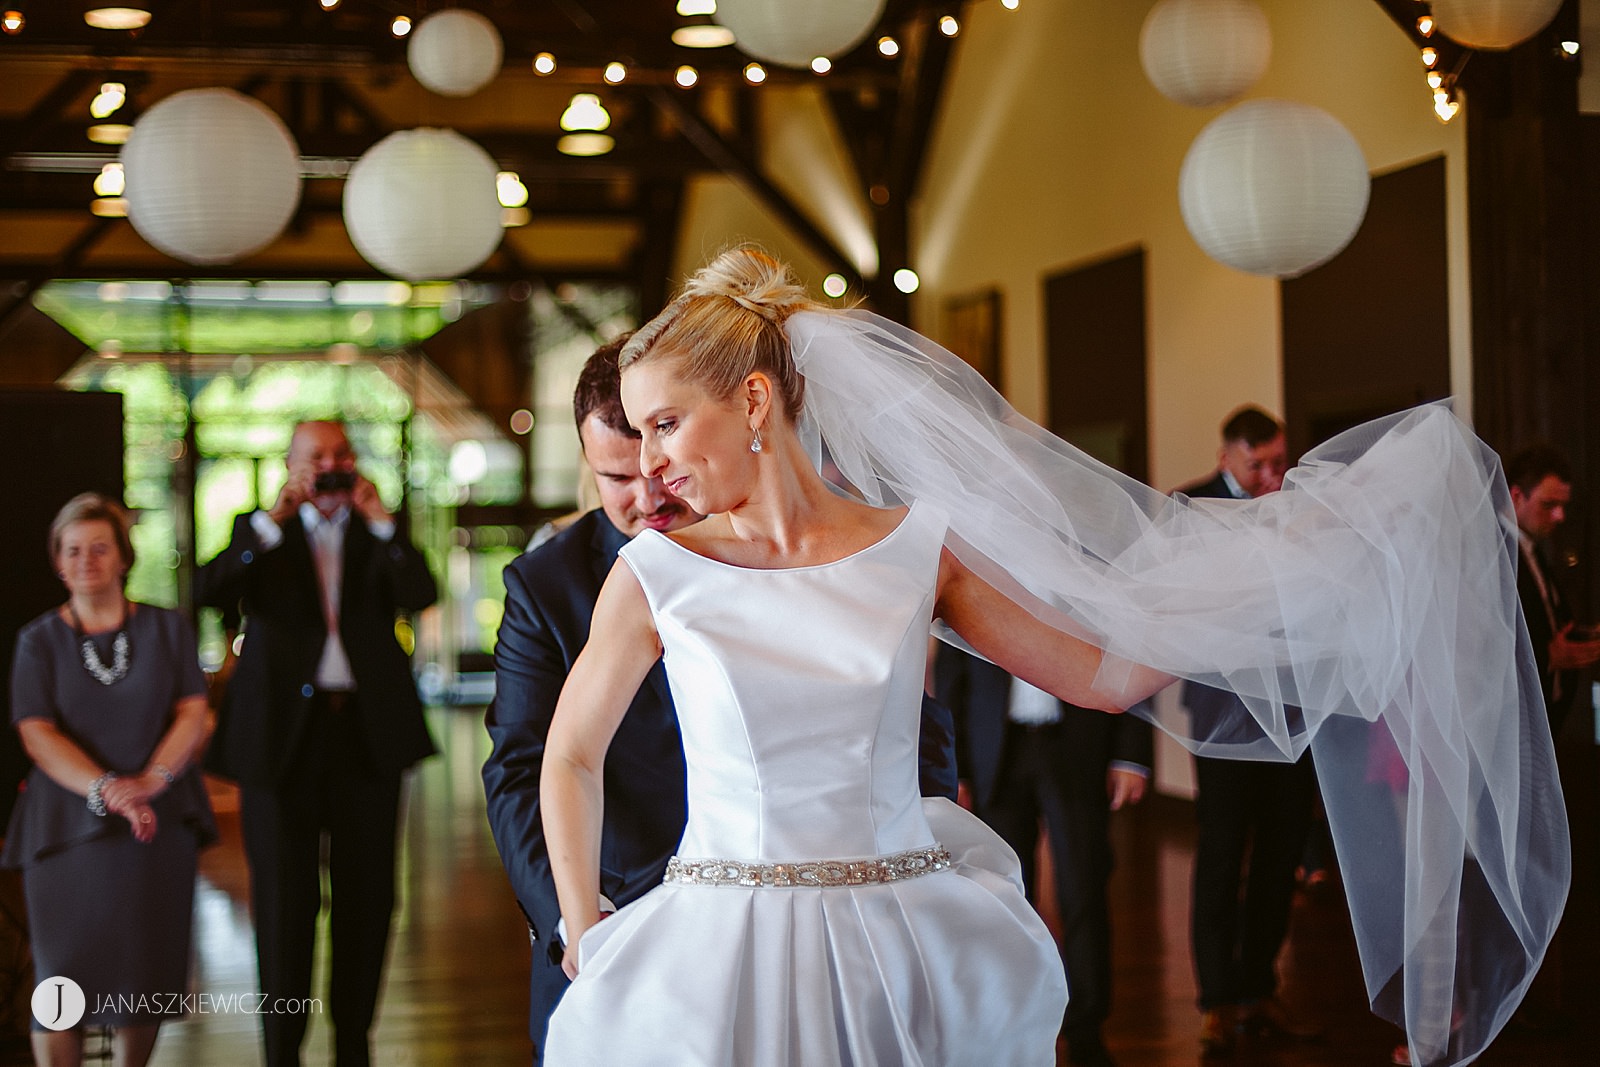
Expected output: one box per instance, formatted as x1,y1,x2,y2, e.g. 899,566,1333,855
1549,623,1600,671
350,473,392,527
1107,766,1148,811
268,461,317,524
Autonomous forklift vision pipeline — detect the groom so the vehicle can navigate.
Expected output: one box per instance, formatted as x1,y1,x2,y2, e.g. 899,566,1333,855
483,335,959,1062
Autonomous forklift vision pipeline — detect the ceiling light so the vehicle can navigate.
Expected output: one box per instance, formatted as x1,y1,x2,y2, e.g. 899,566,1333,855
391,14,411,38
93,161,124,197
89,82,127,119
878,36,899,57
675,65,699,88
604,61,627,84
893,269,920,294
677,0,716,14
496,171,529,208
810,57,832,74
672,25,735,48
2,10,23,34
85,7,151,30
743,62,766,85
87,123,133,145
939,15,960,37
533,52,556,75
90,197,128,217
560,93,610,132
557,132,614,157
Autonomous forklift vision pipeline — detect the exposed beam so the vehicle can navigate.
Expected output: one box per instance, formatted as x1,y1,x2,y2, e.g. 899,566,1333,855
0,217,116,334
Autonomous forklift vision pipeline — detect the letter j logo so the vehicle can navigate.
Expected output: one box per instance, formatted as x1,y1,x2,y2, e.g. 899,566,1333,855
32,976,85,1030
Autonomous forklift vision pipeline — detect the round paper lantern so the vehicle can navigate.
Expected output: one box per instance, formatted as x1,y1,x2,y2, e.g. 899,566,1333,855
120,88,301,265
408,8,503,97
1179,100,1370,278
1430,0,1562,51
1140,0,1272,108
715,0,887,69
343,128,503,282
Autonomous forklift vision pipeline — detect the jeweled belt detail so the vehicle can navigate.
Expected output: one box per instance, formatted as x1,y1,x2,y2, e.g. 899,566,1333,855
663,844,952,888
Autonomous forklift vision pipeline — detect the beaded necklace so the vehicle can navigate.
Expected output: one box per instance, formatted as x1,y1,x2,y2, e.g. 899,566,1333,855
69,601,131,686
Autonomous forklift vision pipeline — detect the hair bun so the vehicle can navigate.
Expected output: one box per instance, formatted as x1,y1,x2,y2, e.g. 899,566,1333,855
684,246,813,325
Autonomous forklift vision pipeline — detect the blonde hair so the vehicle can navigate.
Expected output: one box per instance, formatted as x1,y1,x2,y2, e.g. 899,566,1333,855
620,246,819,422
49,492,136,579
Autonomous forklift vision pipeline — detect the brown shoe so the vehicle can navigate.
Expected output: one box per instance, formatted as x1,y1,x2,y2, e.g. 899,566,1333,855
1199,1008,1235,1056
1239,996,1323,1042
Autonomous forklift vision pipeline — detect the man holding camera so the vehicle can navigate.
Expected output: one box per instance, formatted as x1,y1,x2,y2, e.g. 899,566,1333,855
197,419,438,1067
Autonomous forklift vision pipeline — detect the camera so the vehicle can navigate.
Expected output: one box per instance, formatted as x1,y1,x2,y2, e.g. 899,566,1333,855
313,470,356,494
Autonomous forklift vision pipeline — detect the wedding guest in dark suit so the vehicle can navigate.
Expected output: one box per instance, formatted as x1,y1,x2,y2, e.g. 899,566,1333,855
197,420,438,1067
484,335,958,1063
1177,406,1319,1055
934,646,1152,1067
1505,444,1600,740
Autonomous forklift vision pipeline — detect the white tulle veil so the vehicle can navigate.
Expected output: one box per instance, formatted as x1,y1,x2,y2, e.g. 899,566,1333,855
786,307,1568,1067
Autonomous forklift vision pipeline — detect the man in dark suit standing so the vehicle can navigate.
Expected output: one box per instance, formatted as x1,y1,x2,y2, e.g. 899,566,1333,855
485,336,958,1063
197,420,438,1067
1505,444,1600,740
934,646,1152,1067
1177,406,1318,1055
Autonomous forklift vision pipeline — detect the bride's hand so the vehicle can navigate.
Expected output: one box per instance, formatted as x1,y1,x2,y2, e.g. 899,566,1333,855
562,942,581,981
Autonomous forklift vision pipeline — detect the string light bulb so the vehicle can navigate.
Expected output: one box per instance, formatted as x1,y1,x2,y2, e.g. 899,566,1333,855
604,62,627,84
391,15,411,38
1426,70,1444,89
878,36,899,57
1002,0,1020,8
1433,88,1460,123
675,65,699,88
89,82,127,119
743,62,767,85
318,0,341,10
811,56,832,74
2,10,23,34
1421,46,1438,68
939,15,960,37
533,52,556,75
1416,15,1434,36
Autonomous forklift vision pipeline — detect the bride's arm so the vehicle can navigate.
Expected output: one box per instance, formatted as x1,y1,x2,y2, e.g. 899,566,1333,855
541,560,663,978
934,548,1174,713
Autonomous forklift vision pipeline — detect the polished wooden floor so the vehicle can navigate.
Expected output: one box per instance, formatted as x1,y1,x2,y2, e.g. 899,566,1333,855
126,707,1596,1066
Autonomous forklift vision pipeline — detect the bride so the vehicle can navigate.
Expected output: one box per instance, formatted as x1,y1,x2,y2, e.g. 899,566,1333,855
540,248,1564,1066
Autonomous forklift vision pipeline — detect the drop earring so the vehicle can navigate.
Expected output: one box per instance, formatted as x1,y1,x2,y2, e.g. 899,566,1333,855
750,427,764,454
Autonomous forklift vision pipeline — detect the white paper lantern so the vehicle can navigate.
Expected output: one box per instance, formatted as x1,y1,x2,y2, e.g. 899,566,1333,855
715,0,887,69
1140,0,1272,108
343,128,503,282
1179,100,1370,278
1430,0,1562,51
408,9,503,97
120,88,301,265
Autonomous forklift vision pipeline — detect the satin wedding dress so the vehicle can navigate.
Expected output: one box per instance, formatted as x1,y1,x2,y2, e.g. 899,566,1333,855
543,501,1066,1066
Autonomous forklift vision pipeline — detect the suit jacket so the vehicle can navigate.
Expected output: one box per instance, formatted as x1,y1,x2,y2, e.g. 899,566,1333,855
934,646,1153,811
1516,540,1576,733
196,510,439,786
483,509,961,966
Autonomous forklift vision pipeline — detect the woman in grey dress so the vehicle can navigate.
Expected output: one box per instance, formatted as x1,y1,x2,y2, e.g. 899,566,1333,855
1,493,215,1067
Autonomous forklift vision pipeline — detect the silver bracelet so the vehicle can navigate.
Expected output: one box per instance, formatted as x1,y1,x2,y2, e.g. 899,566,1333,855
150,763,176,786
86,772,116,817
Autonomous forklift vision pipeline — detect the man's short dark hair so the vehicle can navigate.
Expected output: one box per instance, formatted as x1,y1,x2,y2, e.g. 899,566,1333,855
1504,443,1573,495
573,331,638,443
1220,405,1284,447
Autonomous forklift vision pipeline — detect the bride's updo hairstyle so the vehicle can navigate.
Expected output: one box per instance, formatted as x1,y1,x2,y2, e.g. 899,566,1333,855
620,247,819,423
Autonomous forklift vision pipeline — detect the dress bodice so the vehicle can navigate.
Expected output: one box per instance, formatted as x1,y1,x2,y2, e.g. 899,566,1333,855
619,503,944,862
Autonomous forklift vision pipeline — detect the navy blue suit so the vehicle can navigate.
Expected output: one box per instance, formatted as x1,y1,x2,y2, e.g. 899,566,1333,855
483,509,958,1062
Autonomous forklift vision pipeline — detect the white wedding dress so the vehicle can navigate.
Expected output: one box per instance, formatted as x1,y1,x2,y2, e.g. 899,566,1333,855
543,501,1066,1066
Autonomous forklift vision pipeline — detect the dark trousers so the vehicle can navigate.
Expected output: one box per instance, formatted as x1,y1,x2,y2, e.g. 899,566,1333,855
1191,752,1316,1010
977,719,1115,1047
240,692,402,1067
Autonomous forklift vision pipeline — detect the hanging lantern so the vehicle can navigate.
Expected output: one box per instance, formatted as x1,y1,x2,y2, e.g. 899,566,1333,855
407,8,503,97
715,0,887,69
1139,0,1272,108
120,88,301,265
1429,0,1562,51
343,128,503,282
1179,100,1370,278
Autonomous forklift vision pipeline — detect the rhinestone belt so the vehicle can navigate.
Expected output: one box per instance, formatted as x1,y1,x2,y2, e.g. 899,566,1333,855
663,844,952,889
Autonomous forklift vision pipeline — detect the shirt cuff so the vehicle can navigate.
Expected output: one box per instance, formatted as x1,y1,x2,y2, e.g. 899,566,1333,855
249,509,285,549
367,517,396,542
1110,760,1150,778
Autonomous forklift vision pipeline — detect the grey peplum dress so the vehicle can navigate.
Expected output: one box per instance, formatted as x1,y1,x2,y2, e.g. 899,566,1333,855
1,604,217,1027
